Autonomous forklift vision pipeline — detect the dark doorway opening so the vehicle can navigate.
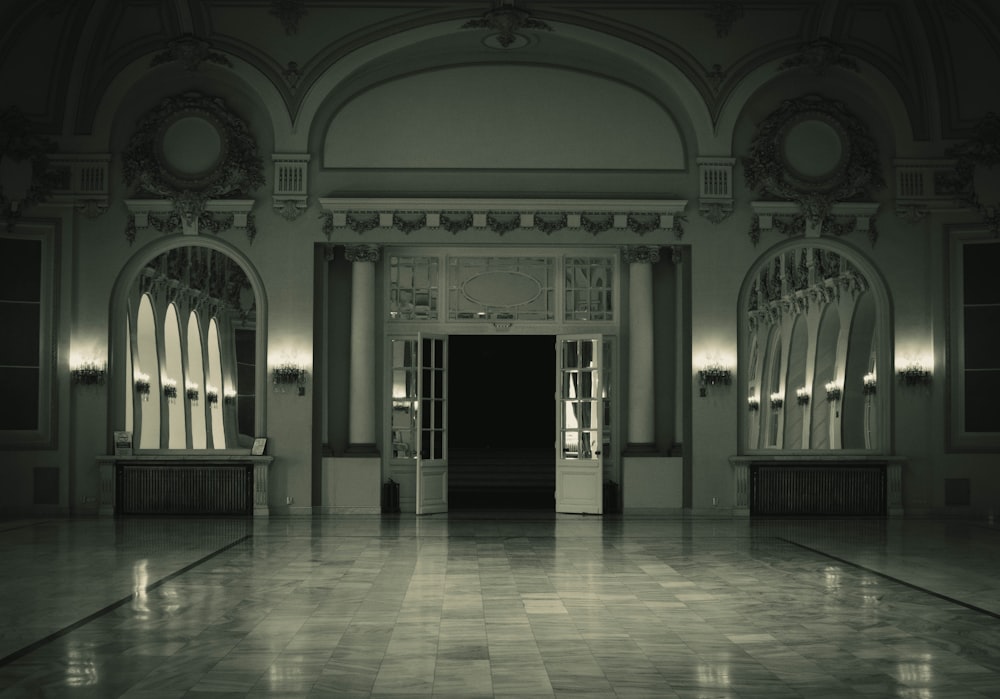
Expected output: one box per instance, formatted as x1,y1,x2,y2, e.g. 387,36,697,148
449,334,555,509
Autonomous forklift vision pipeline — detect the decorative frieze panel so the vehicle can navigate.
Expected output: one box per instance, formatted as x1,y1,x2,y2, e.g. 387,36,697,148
124,198,256,243
318,198,688,238
749,201,879,246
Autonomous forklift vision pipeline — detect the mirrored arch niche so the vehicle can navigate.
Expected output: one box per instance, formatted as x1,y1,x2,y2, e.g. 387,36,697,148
109,238,267,451
739,240,891,453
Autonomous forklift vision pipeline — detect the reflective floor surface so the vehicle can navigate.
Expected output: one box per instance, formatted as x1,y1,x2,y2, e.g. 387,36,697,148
0,514,998,698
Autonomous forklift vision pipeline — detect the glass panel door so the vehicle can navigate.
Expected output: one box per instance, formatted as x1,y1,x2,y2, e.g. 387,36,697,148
555,335,603,514
416,334,448,514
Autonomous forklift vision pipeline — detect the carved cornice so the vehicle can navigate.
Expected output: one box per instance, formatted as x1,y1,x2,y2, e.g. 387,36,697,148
151,35,232,71
744,96,883,229
317,198,688,238
343,244,381,263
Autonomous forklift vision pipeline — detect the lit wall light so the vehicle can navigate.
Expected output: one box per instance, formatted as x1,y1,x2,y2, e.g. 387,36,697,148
185,381,199,405
134,372,151,401
898,362,932,386
206,384,219,407
223,388,237,406
770,392,783,410
796,387,810,406
163,377,178,403
698,361,732,397
825,381,842,401
272,362,307,392
71,359,106,386
863,372,877,396
747,395,760,412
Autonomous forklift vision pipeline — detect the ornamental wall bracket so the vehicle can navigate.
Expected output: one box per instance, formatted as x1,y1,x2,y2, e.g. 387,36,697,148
122,92,264,238
940,112,1000,235
270,0,306,35
316,198,688,238
462,1,553,49
744,95,883,229
697,157,736,224
706,2,745,38
151,35,232,71
49,154,111,218
272,154,310,220
778,38,860,75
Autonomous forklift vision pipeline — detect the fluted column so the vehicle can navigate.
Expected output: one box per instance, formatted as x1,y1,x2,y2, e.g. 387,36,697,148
344,244,380,452
624,245,659,451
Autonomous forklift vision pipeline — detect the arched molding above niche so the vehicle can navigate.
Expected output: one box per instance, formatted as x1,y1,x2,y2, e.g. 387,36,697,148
298,18,714,157
107,235,268,450
737,237,893,457
322,64,685,172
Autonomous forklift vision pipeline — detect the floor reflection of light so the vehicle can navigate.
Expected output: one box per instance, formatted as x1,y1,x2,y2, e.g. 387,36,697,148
132,559,150,615
696,663,731,687
896,653,934,686
66,644,98,686
824,565,841,590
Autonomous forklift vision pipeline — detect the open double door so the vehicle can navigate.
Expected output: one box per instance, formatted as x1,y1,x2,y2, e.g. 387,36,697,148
414,334,604,515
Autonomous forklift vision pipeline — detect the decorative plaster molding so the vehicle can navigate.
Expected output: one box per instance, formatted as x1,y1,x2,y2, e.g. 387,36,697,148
343,244,381,263
778,38,860,75
706,63,727,92
749,201,879,246
706,2,744,38
0,106,59,228
893,158,964,222
941,112,1000,235
151,35,232,71
745,96,883,233
122,92,263,238
697,157,735,224
270,0,306,35
462,3,552,49
622,246,661,264
317,198,688,237
124,198,256,243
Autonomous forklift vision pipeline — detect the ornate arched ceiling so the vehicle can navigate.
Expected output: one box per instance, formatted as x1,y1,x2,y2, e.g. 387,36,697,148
1,0,998,143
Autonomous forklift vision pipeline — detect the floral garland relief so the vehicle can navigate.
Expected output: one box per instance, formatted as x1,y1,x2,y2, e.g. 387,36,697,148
122,92,264,242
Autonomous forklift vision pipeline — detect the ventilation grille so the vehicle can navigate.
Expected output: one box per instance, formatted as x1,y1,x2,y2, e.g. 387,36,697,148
117,464,253,515
750,464,886,516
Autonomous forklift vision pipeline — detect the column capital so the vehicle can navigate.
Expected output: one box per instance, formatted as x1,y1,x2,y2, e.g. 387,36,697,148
622,245,661,264
344,244,381,263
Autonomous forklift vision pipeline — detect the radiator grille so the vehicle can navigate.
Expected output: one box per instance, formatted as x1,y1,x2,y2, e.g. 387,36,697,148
750,464,886,516
117,464,253,515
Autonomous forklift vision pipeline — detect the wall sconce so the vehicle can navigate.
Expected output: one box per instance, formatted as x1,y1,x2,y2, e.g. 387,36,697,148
223,389,237,406
748,395,760,412
863,372,877,396
71,360,106,386
898,362,932,386
163,377,178,403
134,372,151,401
770,392,783,410
698,362,732,397
206,383,219,407
824,381,842,401
273,363,307,393
186,381,199,405
796,387,810,406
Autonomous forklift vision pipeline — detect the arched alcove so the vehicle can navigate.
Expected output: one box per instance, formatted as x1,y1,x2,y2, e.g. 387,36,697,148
739,239,891,454
109,238,267,452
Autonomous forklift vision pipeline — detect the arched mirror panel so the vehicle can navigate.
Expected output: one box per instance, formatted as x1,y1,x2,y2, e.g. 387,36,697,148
114,242,263,452
742,242,888,453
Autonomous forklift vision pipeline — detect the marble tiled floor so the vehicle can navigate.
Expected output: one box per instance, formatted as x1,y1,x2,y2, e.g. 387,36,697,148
1,514,999,698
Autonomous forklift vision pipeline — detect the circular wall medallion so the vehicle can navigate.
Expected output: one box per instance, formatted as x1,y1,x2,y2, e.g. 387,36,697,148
155,111,228,186
779,113,849,185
